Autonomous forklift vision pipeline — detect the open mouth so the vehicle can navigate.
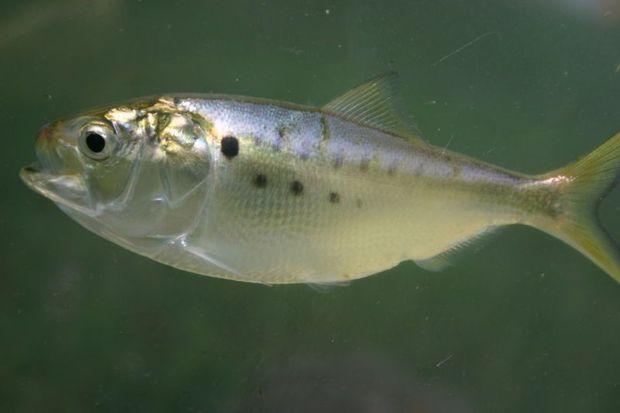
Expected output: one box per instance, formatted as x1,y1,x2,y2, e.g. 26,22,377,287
20,163,94,216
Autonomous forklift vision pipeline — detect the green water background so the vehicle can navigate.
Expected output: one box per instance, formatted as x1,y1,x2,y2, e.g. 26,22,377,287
1,0,620,411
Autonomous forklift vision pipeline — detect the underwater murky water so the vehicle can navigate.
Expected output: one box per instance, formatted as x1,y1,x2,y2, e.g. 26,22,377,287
1,0,620,411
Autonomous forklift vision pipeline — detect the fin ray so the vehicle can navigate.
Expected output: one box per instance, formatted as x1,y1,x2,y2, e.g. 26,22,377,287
306,281,351,293
322,72,425,144
415,227,499,272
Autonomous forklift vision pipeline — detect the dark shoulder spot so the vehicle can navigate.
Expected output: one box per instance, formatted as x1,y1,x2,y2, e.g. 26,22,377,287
290,180,303,195
253,174,267,188
221,136,239,159
328,192,340,204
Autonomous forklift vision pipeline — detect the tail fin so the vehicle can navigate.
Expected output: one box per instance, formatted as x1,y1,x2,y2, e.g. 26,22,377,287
540,132,620,282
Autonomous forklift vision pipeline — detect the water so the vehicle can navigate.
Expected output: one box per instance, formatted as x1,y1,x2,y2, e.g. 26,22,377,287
2,1,620,411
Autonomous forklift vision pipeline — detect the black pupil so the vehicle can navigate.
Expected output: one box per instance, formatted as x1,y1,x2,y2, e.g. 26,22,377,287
86,133,106,153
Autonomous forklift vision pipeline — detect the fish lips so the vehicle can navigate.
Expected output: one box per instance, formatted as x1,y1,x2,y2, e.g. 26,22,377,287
20,163,95,216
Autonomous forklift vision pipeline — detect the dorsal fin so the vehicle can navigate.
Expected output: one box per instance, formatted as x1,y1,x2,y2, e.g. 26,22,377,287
322,72,425,144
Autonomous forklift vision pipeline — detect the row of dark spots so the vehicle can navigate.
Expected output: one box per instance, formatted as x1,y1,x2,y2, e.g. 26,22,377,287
290,180,303,195
225,132,378,175
331,149,400,177
253,174,267,188
252,173,344,204
221,136,359,206
223,133,386,176
334,155,389,175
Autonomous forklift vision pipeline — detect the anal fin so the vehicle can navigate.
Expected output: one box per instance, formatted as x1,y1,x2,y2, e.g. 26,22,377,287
415,254,453,272
414,226,499,272
306,280,351,293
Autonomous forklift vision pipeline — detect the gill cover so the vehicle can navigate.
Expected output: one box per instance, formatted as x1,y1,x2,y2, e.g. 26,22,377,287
155,110,212,206
115,106,212,240
67,102,213,242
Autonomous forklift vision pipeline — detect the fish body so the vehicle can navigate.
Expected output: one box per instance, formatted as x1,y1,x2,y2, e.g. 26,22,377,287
20,74,620,284
167,96,530,283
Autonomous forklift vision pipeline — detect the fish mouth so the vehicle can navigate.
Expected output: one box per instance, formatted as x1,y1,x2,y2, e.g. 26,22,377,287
20,163,94,216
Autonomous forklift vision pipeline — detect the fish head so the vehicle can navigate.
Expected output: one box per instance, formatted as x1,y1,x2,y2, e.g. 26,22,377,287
21,98,214,250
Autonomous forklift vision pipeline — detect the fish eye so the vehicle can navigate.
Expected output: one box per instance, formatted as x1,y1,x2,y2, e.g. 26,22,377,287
78,123,117,160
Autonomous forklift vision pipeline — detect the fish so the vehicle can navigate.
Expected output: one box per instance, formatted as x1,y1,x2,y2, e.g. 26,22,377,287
20,73,620,284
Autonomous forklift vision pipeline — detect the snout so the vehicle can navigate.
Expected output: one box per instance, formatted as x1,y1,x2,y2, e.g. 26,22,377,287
35,121,59,152
33,121,72,174
37,122,55,141
22,120,92,214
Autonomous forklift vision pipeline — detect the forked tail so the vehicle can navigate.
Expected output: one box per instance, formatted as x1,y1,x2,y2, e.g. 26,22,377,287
538,132,620,282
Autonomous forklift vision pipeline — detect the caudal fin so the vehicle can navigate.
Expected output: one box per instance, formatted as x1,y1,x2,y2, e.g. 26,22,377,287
541,132,620,282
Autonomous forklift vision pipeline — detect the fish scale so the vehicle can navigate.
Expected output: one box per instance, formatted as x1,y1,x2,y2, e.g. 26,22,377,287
20,73,620,284
165,96,536,282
